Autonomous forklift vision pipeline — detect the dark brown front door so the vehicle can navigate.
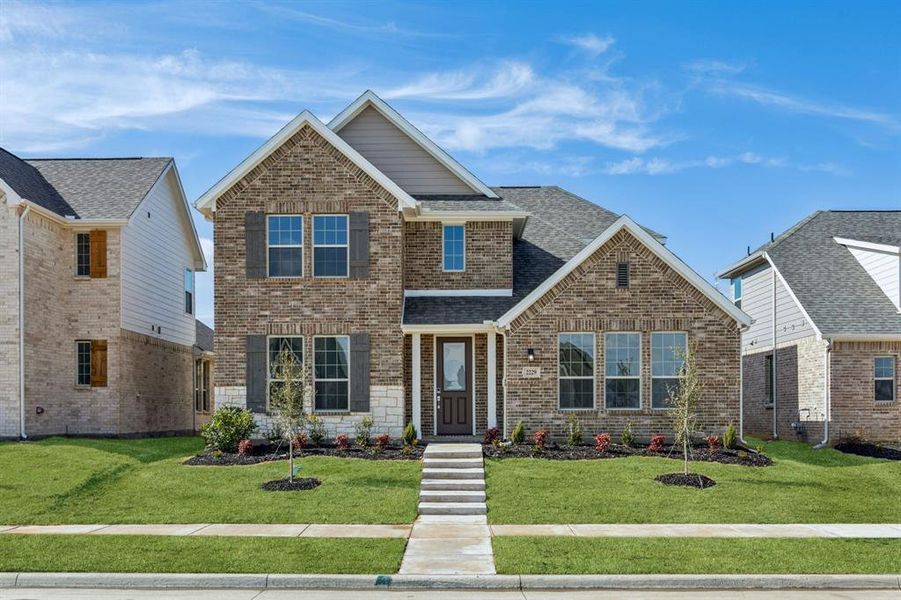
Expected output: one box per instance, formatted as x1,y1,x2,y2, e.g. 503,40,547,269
436,337,472,435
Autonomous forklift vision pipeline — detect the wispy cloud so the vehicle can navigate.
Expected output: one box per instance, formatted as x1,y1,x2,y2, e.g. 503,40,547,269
384,62,534,101
560,33,616,57
683,59,747,76
602,152,848,176
252,3,444,38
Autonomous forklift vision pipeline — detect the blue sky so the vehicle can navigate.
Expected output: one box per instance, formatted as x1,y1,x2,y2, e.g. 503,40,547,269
2,0,899,327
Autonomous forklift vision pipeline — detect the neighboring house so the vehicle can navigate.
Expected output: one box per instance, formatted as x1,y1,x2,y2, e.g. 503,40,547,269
195,91,750,441
719,211,901,444
193,319,215,430
0,148,207,439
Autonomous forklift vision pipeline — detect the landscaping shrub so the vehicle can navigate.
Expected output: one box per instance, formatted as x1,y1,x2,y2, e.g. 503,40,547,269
237,438,253,456
376,433,391,450
335,433,350,450
723,423,737,449
402,422,417,447
484,427,500,445
511,420,525,445
532,430,549,452
307,415,326,447
648,435,665,453
354,416,373,448
706,435,721,453
594,433,611,453
565,415,583,448
292,432,308,451
621,420,635,447
200,406,257,453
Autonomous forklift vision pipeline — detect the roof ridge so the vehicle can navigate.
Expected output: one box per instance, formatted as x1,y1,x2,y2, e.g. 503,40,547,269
25,157,171,161
756,210,823,253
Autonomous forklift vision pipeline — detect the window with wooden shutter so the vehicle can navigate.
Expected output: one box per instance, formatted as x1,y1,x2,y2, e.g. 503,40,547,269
90,339,108,387
89,229,107,278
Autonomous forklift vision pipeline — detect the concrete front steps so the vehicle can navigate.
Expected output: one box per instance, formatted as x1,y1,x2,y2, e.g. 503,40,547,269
419,443,486,517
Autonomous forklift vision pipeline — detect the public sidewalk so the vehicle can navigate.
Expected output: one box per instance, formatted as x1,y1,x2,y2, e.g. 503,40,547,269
2,523,901,538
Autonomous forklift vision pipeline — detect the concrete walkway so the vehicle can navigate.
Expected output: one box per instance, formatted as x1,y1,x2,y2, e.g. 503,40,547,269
3,522,901,538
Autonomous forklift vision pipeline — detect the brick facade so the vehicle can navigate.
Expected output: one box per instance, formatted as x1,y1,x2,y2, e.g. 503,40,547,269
403,220,512,290
503,229,741,442
830,340,901,442
0,205,21,438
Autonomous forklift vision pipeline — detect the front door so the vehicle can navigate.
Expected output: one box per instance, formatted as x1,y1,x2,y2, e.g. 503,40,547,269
436,337,472,435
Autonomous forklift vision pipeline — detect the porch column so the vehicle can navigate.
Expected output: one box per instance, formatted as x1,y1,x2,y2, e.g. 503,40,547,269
487,330,497,429
412,333,422,436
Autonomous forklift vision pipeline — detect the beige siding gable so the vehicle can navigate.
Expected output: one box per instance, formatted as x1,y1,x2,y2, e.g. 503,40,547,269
336,106,477,196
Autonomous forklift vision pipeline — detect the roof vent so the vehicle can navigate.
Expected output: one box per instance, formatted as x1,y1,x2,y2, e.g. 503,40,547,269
616,262,630,289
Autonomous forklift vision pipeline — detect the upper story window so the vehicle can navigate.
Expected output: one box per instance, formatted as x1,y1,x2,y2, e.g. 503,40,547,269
443,224,465,272
267,215,303,278
875,356,895,402
76,233,90,276
605,332,641,409
314,335,350,411
559,333,595,410
732,277,743,309
313,215,349,278
651,332,687,409
184,269,194,314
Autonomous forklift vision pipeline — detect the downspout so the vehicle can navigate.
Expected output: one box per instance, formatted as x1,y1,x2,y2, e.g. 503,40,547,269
18,205,30,439
814,339,832,448
501,328,509,441
738,327,746,444
771,266,778,439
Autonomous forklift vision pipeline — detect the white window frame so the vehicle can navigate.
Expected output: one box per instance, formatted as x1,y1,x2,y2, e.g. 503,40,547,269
557,332,596,411
194,358,210,413
312,214,349,279
651,331,688,410
313,335,351,412
266,335,305,409
732,276,742,308
184,268,194,315
442,223,466,273
875,356,896,403
76,340,91,386
75,232,90,277
604,332,642,410
266,214,304,278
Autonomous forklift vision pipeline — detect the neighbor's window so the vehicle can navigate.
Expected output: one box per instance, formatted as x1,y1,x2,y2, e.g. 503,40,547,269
443,224,465,272
732,276,743,309
184,268,194,314
76,341,92,386
194,359,211,412
76,233,90,276
314,336,350,411
558,333,595,409
605,333,641,409
313,215,348,278
267,215,303,277
875,356,895,402
267,336,304,405
764,354,774,406
651,332,688,409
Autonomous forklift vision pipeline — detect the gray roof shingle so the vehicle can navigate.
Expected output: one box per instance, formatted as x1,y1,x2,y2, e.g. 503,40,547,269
195,320,215,353
0,148,76,217
403,186,665,325
762,211,901,337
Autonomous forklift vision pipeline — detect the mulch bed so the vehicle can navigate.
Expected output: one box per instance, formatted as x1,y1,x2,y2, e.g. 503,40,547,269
655,473,716,489
834,441,901,461
261,477,321,492
482,442,771,467
184,443,425,466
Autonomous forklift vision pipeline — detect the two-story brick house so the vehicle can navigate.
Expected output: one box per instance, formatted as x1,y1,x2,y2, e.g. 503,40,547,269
0,149,208,438
196,91,751,441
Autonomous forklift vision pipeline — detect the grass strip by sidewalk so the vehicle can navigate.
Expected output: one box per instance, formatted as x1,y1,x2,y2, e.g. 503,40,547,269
493,537,901,574
0,535,406,574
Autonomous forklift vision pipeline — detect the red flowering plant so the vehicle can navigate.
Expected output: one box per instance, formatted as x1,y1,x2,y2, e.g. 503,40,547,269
706,434,721,453
335,433,350,450
291,432,308,451
531,430,550,452
484,427,500,445
648,435,665,453
376,433,391,450
594,433,611,453
237,438,253,456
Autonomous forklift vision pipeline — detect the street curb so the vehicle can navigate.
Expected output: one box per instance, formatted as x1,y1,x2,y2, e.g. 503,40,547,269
3,573,901,590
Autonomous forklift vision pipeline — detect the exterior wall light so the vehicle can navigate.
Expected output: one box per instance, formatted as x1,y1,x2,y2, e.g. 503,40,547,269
527,348,535,362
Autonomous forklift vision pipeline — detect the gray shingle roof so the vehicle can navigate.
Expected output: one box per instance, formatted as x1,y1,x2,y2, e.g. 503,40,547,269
763,211,901,337
414,194,524,212
195,320,214,353
25,157,171,219
0,148,76,217
403,186,665,325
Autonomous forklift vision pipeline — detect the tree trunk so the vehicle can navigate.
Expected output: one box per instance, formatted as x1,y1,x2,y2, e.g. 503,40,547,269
289,445,294,482
683,430,689,476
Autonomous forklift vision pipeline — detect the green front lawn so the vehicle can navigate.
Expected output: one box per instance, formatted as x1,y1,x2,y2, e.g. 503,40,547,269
0,437,420,524
494,537,901,574
0,535,405,574
486,440,901,523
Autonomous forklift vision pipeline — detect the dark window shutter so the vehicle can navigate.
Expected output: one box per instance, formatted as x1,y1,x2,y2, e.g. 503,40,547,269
245,212,267,279
90,339,108,387
89,230,107,279
349,211,370,279
350,332,370,412
246,335,267,413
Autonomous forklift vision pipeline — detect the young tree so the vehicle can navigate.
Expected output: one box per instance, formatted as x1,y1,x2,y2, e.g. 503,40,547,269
269,347,312,482
669,344,702,476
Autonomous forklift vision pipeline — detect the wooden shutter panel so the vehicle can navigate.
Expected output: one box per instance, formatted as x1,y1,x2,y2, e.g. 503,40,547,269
350,332,370,412
90,340,108,387
246,335,267,413
89,230,107,279
245,212,267,279
348,212,370,279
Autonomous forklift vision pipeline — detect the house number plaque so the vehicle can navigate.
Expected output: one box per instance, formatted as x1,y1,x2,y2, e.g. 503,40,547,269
521,366,541,379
